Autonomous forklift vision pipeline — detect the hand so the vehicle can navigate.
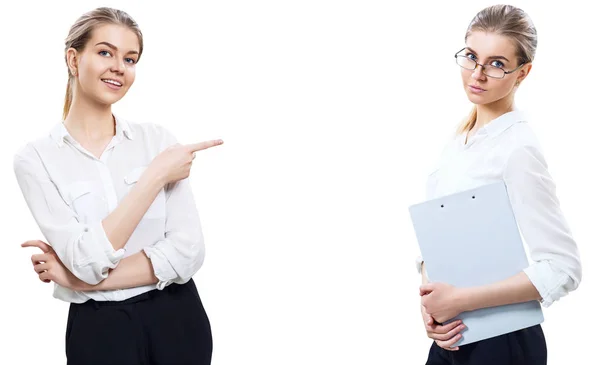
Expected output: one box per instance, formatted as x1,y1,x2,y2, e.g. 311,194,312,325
421,305,465,351
148,139,224,185
420,282,467,323
21,240,85,291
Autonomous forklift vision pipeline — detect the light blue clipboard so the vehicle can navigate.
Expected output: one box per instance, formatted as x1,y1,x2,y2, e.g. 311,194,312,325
408,181,543,346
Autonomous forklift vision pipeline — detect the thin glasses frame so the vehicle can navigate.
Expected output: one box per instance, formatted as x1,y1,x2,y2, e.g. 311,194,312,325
454,47,527,79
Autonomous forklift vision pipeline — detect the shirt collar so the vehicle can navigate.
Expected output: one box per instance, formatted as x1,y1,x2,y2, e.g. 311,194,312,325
482,109,527,138
115,114,134,141
50,114,134,148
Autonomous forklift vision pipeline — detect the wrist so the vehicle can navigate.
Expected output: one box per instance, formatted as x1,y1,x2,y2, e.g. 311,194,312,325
457,287,475,312
72,272,109,292
73,280,93,292
141,165,166,189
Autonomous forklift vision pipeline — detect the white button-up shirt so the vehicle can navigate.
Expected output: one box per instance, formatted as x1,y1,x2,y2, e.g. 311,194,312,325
417,110,582,307
13,115,204,303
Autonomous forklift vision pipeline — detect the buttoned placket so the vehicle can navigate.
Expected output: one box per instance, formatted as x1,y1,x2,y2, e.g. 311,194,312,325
63,133,127,300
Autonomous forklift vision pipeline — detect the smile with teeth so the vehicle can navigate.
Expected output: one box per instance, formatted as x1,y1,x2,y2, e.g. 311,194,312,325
102,79,122,87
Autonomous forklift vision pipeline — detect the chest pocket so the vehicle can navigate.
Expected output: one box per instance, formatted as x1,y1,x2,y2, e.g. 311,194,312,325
124,166,166,220
65,181,107,223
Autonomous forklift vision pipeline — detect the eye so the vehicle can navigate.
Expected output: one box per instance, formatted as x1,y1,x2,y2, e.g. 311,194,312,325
99,50,112,57
125,58,136,64
466,52,477,60
490,60,505,68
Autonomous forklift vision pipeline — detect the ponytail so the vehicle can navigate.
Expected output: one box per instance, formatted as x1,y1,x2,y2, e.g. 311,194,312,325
63,76,73,120
457,106,477,135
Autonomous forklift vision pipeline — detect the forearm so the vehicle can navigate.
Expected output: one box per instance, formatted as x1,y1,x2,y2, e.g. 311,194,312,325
460,271,542,312
103,171,164,251
77,251,158,291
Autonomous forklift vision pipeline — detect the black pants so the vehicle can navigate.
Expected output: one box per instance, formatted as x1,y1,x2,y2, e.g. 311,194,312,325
66,279,212,365
426,325,546,365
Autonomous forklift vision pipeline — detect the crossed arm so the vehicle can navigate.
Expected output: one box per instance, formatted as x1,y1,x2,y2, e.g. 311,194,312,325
16,137,222,292
24,240,157,291
20,163,167,291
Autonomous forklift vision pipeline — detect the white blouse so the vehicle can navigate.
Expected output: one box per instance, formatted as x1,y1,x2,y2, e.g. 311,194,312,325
416,110,582,307
13,115,204,303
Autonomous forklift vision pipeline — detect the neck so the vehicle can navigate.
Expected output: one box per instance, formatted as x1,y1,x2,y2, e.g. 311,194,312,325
473,95,515,131
64,93,115,142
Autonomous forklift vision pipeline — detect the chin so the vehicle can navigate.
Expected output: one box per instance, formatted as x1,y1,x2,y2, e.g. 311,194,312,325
465,94,488,105
97,92,126,106
88,95,121,108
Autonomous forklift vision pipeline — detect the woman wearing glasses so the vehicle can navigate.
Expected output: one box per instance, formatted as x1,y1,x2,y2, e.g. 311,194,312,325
416,5,581,365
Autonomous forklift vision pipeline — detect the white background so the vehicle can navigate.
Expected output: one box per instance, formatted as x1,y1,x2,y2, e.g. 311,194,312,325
1,1,597,364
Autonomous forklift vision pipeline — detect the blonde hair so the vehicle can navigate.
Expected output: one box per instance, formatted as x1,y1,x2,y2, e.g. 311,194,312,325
63,7,143,120
457,4,537,135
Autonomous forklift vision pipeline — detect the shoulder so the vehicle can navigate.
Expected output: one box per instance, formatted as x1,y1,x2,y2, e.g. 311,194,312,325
505,122,542,149
497,109,541,146
13,123,63,173
124,118,179,150
128,120,173,137
500,122,549,178
490,110,545,162
13,142,36,172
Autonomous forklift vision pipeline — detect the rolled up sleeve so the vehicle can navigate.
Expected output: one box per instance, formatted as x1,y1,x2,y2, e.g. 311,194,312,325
142,126,205,290
143,175,205,290
14,151,124,285
503,145,582,307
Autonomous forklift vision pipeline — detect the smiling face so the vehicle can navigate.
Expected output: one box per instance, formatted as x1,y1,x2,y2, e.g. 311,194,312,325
459,31,531,106
67,23,141,107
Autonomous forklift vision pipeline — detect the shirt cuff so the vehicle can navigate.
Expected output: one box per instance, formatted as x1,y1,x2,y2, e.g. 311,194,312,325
75,221,125,281
143,244,178,290
93,221,125,265
523,261,570,308
415,256,424,274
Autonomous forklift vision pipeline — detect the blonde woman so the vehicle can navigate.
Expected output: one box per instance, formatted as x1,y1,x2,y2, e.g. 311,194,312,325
416,5,581,365
14,7,221,364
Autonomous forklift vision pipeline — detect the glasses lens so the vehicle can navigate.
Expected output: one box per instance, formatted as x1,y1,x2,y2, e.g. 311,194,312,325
483,66,505,78
456,56,475,70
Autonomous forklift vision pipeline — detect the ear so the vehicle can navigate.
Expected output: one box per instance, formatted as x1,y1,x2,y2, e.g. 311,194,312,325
516,62,533,84
66,47,79,76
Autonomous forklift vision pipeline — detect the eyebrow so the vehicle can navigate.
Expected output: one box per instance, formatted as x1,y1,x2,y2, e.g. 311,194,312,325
95,41,139,55
465,47,509,62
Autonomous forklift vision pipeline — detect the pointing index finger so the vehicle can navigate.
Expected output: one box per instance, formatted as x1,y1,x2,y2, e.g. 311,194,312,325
187,139,224,152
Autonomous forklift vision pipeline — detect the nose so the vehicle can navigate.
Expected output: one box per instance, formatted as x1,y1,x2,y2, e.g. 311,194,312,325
471,63,486,81
110,57,125,74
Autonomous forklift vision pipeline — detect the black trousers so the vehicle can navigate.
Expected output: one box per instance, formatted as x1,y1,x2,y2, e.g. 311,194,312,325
66,279,212,365
426,325,546,365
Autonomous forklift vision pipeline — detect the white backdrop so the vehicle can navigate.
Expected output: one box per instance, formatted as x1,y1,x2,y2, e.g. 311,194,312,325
1,1,597,364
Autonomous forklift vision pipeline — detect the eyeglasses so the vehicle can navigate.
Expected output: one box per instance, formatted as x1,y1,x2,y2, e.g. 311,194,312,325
454,47,527,79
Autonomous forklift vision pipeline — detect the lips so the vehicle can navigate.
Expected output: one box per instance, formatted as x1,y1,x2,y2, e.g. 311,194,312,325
101,78,123,87
469,85,485,91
